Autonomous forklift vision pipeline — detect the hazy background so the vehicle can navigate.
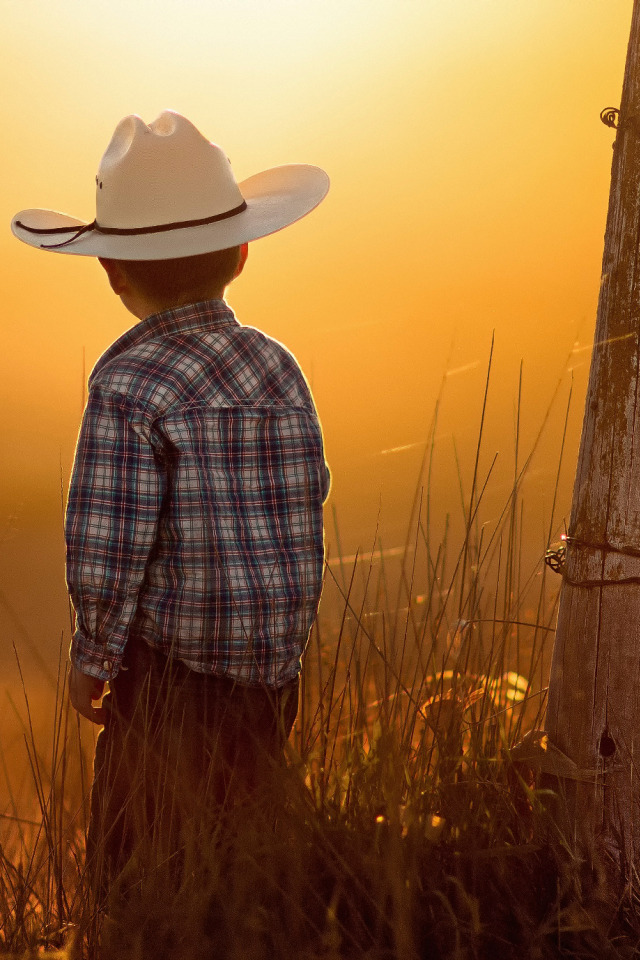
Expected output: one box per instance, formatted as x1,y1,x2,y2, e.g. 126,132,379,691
0,0,633,686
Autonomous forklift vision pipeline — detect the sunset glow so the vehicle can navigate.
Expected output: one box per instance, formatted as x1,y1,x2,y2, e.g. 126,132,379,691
0,0,633,675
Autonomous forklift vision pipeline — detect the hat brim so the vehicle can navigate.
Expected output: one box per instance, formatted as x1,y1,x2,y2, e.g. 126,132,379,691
11,164,329,260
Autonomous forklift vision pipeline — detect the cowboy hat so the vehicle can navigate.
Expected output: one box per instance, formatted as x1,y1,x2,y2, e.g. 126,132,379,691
11,110,329,260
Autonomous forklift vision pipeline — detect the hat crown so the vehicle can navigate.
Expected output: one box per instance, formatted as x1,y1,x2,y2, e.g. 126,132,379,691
96,111,244,229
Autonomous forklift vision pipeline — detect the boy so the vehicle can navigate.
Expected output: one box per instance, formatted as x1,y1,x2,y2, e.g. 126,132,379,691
11,110,330,881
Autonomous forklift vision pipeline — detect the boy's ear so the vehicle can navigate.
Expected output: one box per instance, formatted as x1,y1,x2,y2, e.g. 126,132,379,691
98,257,127,295
234,243,249,279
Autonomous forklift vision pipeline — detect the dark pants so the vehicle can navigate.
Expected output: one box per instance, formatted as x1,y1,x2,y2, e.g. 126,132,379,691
86,636,299,897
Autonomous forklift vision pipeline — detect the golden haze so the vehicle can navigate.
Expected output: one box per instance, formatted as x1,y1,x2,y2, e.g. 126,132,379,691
0,0,633,680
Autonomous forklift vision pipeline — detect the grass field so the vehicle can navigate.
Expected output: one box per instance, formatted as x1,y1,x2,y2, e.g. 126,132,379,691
2,364,638,959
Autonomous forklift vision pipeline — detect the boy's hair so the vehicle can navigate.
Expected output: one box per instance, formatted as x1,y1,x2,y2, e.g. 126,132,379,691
117,246,242,307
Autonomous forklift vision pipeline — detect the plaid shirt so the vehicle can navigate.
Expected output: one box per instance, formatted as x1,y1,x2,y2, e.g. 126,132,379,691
66,300,330,687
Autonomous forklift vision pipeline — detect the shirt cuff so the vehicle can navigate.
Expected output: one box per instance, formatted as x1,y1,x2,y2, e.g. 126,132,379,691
69,628,125,681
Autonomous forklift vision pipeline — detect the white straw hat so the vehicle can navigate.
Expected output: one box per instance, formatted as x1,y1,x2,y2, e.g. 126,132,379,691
11,111,329,260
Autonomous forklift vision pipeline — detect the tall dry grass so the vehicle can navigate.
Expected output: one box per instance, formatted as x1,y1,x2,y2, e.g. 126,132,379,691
1,355,637,959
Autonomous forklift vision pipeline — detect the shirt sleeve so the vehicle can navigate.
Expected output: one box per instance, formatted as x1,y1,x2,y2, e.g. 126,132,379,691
65,387,165,681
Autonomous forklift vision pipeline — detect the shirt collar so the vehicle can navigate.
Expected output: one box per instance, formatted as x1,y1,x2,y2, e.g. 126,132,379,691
90,299,239,384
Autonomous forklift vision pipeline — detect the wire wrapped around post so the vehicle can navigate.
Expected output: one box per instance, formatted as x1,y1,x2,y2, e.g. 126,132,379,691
600,107,620,129
544,541,566,575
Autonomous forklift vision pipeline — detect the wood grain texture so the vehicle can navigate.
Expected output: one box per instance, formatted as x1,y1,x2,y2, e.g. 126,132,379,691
545,3,640,871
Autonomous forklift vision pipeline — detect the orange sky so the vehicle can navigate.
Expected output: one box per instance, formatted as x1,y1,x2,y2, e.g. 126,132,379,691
0,0,634,678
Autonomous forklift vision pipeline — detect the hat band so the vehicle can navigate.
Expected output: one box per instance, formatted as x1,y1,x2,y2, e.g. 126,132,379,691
15,200,248,249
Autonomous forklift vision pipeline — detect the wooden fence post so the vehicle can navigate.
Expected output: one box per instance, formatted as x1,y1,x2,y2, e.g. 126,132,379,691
545,1,640,873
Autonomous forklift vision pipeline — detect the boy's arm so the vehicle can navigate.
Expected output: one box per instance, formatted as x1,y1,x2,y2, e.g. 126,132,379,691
65,387,165,688
321,458,331,503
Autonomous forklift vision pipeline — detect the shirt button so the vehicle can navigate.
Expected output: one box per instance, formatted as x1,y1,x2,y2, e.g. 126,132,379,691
103,660,111,672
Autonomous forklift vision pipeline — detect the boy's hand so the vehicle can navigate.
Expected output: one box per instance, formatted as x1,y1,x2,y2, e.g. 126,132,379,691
69,664,107,725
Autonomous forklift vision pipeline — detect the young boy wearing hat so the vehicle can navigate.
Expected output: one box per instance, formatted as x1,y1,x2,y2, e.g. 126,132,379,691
11,111,330,882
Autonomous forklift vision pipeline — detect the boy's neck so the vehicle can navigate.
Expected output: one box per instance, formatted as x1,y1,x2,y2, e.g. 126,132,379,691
122,287,226,321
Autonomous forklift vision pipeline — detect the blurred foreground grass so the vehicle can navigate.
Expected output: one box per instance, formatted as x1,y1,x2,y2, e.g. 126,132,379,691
2,361,639,959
